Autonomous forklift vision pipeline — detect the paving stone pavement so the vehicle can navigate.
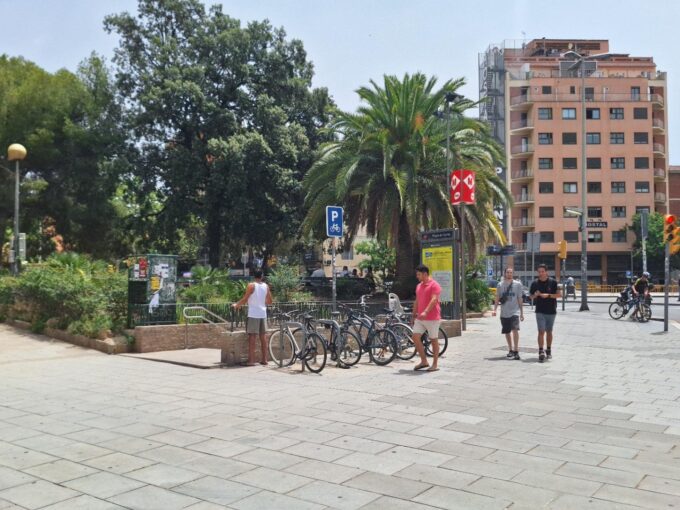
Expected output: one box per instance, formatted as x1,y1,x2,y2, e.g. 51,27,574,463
0,304,679,509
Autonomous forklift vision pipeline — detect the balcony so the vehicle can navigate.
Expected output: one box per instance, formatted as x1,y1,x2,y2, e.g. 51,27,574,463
651,94,665,108
511,169,534,182
654,168,666,180
653,118,665,132
513,193,534,205
654,192,666,203
510,119,533,133
510,144,534,157
653,143,666,156
510,94,532,111
512,218,535,230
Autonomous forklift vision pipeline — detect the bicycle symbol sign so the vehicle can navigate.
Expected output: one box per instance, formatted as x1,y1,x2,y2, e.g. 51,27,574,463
326,206,344,238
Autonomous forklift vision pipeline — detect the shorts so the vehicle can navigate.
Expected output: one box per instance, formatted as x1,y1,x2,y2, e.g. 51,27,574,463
500,315,520,334
535,313,556,332
413,319,441,338
246,317,268,334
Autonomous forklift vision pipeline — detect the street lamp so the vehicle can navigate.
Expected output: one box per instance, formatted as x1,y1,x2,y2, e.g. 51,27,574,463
443,92,465,326
7,143,27,275
561,51,612,312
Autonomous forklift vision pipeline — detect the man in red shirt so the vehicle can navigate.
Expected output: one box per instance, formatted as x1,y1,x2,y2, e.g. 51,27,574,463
412,264,442,372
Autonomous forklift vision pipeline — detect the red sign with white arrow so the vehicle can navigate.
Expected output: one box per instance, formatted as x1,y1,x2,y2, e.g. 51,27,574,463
450,169,475,205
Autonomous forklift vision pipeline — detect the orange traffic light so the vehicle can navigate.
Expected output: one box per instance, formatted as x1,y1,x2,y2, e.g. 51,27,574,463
558,240,567,259
664,214,677,243
671,226,680,256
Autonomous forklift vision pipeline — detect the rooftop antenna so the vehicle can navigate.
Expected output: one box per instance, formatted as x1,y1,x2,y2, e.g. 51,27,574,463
521,31,526,48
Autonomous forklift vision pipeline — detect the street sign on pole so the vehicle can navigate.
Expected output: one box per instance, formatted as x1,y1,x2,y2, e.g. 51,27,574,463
326,206,344,238
641,210,649,273
450,169,476,205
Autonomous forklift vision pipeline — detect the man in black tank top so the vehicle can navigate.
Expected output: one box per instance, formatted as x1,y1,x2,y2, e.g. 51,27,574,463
529,264,560,363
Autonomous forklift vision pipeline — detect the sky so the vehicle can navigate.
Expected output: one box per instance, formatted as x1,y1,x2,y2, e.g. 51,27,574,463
1,0,678,157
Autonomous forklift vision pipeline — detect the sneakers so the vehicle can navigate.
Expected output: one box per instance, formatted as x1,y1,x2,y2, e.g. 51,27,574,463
513,351,520,360
546,348,552,359
538,350,545,363
506,350,514,358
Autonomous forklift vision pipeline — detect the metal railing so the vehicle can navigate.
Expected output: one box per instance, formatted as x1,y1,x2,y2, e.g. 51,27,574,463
510,94,530,105
182,306,229,349
129,300,458,330
510,119,533,130
654,192,666,202
653,143,666,154
508,70,667,81
653,118,665,129
513,193,535,203
508,92,666,103
511,144,534,154
650,93,664,105
653,168,666,179
512,218,535,228
511,169,533,180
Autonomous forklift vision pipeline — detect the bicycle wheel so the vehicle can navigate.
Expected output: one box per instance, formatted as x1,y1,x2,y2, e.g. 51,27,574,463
637,304,652,323
368,329,397,366
268,330,295,367
608,301,625,320
303,332,327,373
390,323,416,360
337,329,362,366
425,328,449,357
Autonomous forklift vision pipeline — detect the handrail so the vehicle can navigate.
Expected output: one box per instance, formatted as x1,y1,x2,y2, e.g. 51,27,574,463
182,306,229,349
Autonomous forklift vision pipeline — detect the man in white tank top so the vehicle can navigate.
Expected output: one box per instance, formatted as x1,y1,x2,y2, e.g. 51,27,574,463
232,270,273,366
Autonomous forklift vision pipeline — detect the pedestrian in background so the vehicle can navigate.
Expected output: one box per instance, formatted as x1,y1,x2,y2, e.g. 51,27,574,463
529,264,560,362
411,264,442,372
492,267,524,360
232,270,273,366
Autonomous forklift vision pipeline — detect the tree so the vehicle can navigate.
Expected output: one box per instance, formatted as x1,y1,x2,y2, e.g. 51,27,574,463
302,73,509,296
104,0,333,267
629,212,679,275
0,54,130,261
354,240,395,283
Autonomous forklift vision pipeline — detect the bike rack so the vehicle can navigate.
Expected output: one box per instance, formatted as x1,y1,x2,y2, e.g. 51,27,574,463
182,306,229,350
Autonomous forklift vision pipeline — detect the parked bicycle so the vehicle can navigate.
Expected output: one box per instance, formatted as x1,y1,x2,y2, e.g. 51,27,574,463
339,304,398,366
290,311,361,368
268,311,327,373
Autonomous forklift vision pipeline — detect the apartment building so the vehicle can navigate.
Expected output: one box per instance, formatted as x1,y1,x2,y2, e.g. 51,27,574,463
479,39,669,284
670,165,680,217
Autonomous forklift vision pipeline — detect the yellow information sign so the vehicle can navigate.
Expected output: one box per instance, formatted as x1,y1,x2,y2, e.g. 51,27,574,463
421,245,453,302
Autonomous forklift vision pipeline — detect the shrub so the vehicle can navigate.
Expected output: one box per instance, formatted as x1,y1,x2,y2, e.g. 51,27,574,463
267,265,302,302
465,275,492,312
68,315,113,339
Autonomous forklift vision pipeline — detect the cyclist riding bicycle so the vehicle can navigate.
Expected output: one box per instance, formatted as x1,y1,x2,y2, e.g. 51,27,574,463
632,272,651,300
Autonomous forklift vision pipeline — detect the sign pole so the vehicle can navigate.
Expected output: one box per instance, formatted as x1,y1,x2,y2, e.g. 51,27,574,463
664,242,670,333
332,238,337,313
641,210,649,274
460,203,467,331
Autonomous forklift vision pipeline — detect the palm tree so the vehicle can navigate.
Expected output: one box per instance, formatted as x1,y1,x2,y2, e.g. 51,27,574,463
303,73,509,296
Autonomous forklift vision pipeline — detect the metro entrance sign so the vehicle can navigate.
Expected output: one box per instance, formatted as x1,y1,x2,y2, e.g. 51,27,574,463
450,169,476,205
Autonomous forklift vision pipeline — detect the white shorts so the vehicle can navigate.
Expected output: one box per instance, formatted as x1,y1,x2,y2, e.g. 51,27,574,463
413,319,441,338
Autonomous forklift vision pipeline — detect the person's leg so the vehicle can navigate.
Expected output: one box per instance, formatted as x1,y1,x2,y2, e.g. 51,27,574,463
412,333,428,368
505,333,513,352
430,339,439,370
512,329,519,353
247,333,257,365
259,333,268,364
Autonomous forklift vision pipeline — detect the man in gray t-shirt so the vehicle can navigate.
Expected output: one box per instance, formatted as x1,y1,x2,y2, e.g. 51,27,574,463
492,268,524,360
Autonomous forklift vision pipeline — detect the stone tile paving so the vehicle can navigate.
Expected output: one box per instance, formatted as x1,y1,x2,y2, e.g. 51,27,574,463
0,305,679,509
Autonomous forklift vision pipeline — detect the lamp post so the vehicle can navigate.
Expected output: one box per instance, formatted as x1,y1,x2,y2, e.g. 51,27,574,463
7,144,27,275
561,51,612,312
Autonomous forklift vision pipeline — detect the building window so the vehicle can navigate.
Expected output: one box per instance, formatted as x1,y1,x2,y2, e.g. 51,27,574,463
587,158,601,169
633,107,648,119
635,181,650,193
540,231,555,243
586,108,600,119
631,86,641,101
570,86,576,94
610,108,624,120
586,132,601,145
634,132,649,144
563,157,577,169
538,108,552,120
538,133,553,145
585,87,594,100
634,157,650,169
587,182,602,193
565,231,579,243
539,207,554,218
611,182,626,193
563,182,578,193
539,182,554,193
538,158,553,169
636,206,650,214
588,232,603,243
564,206,579,218
587,206,603,217
612,231,627,243
610,132,625,144
611,157,625,169
612,206,626,218
562,132,577,144
542,85,552,94
562,108,577,120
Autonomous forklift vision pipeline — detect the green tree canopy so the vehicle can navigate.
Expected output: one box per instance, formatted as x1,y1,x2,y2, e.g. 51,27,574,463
302,73,509,296
104,0,333,267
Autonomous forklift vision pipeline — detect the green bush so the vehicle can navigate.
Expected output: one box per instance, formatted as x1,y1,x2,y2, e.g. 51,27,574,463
0,277,18,305
267,265,302,302
465,276,493,312
68,315,113,339
178,266,245,303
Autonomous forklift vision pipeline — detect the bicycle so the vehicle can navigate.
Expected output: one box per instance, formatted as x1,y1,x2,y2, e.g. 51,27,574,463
609,295,651,322
339,304,398,366
291,311,361,368
380,304,449,359
268,311,327,373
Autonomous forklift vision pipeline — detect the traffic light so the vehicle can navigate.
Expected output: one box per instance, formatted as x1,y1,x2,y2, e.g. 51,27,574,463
558,240,567,259
671,225,680,256
664,214,677,243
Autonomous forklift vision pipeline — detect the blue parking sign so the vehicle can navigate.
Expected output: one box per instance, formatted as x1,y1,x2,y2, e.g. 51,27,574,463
326,206,343,238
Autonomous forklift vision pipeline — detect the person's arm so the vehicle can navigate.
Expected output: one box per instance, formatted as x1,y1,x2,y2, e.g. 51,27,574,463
554,281,561,299
492,286,500,316
232,283,254,309
412,297,418,323
517,283,524,320
266,285,273,305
